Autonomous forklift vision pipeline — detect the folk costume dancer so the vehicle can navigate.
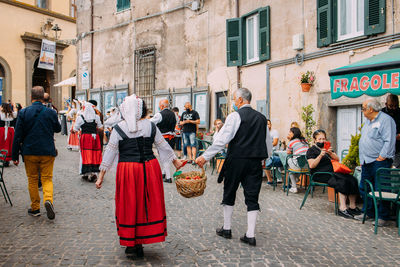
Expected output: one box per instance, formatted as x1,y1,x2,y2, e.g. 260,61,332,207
67,100,79,151
0,103,17,166
73,102,103,182
150,99,177,183
88,100,105,151
196,88,271,246
95,95,183,258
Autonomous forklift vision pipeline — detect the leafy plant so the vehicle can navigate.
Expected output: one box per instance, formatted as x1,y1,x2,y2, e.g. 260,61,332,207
300,71,316,85
301,104,316,143
342,132,361,170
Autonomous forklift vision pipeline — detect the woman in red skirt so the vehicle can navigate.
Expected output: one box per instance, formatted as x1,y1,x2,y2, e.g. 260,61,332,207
67,100,80,151
0,103,17,166
95,95,183,258
73,102,103,182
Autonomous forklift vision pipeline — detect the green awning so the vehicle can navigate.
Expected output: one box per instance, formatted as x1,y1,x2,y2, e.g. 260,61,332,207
329,45,400,99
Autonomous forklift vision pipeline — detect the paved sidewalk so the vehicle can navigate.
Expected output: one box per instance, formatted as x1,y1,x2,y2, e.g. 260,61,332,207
0,135,399,266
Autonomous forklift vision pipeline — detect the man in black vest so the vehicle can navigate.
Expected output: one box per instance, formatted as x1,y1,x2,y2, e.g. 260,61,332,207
151,99,177,183
196,88,271,246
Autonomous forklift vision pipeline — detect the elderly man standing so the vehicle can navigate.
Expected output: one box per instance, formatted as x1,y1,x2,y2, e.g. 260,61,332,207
196,88,271,246
12,86,61,220
356,98,396,226
150,99,177,183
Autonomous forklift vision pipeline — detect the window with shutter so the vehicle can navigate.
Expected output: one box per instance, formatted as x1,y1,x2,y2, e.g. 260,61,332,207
259,7,270,61
365,0,385,35
317,0,333,47
226,18,242,66
117,0,131,12
337,0,364,41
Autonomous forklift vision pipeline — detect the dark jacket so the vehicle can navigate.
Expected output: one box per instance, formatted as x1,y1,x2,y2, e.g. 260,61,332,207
12,101,61,160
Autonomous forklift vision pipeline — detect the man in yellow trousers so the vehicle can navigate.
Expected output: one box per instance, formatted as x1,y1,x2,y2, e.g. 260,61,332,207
12,86,61,220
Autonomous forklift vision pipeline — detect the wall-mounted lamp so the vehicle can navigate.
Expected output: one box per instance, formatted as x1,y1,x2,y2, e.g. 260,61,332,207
51,24,62,40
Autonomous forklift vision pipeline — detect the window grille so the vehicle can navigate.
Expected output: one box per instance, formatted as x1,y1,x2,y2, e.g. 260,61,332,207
134,47,156,111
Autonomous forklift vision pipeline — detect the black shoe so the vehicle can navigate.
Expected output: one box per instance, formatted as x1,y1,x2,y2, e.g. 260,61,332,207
4,161,9,167
163,178,172,183
90,174,97,182
28,208,41,217
44,200,55,220
216,227,232,239
240,234,256,246
162,174,166,179
125,246,135,256
348,207,362,216
82,175,89,180
135,245,144,258
337,209,354,219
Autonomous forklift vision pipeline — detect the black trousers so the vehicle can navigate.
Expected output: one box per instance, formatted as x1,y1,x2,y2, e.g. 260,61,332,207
222,158,263,211
164,137,175,149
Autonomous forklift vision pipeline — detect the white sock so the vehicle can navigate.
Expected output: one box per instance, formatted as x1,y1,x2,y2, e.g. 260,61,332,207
223,205,234,230
246,210,258,238
289,174,297,189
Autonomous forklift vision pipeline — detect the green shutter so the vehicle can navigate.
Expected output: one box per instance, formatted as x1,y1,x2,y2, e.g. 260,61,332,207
117,0,130,12
258,6,270,61
226,18,242,67
317,0,333,48
365,0,385,35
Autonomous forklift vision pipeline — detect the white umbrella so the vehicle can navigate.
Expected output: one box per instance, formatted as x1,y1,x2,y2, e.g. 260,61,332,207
54,76,76,87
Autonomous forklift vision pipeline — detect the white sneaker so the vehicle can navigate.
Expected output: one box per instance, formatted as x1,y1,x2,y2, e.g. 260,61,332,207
289,188,298,194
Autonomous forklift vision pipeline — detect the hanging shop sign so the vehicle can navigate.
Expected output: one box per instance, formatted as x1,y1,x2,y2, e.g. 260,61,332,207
37,39,56,71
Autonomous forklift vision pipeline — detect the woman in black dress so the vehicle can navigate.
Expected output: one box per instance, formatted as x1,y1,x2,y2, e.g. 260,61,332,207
306,130,360,219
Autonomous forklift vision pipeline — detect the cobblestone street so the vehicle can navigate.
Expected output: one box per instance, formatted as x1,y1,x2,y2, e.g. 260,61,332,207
1,135,399,266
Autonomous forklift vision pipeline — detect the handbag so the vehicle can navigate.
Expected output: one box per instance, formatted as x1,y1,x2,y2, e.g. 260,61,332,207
331,160,351,174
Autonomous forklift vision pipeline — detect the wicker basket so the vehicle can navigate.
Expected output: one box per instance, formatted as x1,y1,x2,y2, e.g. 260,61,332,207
174,167,207,198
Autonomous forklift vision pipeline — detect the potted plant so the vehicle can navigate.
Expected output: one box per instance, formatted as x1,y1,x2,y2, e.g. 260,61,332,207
299,71,315,92
301,104,316,143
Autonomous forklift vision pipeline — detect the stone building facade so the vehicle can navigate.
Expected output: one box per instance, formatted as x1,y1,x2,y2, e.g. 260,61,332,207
76,0,400,155
0,0,77,108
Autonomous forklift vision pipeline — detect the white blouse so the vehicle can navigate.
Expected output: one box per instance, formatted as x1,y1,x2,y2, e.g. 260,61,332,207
0,111,17,122
99,119,177,171
67,108,77,120
74,114,103,132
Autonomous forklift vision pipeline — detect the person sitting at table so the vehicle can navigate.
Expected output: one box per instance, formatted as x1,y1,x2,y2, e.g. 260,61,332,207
306,129,361,219
286,127,309,194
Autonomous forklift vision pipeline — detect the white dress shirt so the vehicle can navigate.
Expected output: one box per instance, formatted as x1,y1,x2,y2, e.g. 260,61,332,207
202,104,272,161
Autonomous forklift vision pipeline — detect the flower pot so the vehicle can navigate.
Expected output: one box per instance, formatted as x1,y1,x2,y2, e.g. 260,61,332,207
301,83,312,92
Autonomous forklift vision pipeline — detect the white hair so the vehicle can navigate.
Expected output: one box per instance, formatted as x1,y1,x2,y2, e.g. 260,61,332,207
366,97,382,112
235,88,252,102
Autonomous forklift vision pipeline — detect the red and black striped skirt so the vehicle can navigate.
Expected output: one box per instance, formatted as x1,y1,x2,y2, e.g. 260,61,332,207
115,159,167,247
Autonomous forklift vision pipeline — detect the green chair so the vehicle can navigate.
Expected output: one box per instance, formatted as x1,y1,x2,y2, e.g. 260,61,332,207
362,168,400,235
195,138,212,170
212,152,225,175
0,149,12,206
283,154,310,195
300,171,337,215
264,154,283,191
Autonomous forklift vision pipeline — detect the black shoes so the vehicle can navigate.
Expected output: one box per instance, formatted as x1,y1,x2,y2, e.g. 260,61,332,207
163,178,172,183
216,227,232,239
240,234,256,246
337,209,354,219
82,175,89,181
4,161,9,167
125,245,144,258
44,200,55,220
28,208,41,217
89,174,97,182
347,207,362,216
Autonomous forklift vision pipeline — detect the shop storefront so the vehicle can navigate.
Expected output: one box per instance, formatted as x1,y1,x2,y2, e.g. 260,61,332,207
328,44,400,156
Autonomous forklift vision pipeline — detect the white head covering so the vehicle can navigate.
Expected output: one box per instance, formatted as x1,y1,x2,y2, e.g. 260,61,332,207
82,101,96,122
104,107,122,128
119,94,143,133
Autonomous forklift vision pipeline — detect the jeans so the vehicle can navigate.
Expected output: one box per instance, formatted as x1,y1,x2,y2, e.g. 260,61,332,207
265,156,283,168
182,132,196,147
24,155,55,211
360,159,392,220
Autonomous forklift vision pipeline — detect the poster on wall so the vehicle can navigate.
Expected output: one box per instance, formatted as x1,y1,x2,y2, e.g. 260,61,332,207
103,91,115,112
194,92,207,127
256,100,267,118
37,39,55,71
173,94,191,117
116,90,128,106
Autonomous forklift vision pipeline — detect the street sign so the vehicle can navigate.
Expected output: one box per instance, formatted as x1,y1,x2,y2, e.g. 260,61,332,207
82,70,90,90
82,52,91,63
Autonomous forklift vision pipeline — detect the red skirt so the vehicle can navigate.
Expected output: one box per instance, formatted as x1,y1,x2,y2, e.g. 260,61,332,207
68,123,80,150
80,133,102,174
0,127,14,161
115,159,167,247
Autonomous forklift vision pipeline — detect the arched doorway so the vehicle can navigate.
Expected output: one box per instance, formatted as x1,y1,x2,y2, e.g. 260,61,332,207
0,57,12,103
32,58,54,94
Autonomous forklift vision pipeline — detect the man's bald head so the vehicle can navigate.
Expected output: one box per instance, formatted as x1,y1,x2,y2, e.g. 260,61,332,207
159,99,169,111
32,86,44,101
184,102,192,111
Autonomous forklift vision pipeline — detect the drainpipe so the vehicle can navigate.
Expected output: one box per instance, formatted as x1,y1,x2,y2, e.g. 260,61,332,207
90,0,94,90
236,0,241,88
266,65,270,119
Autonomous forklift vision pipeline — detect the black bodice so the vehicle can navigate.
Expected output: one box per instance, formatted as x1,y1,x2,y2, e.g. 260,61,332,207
113,122,156,163
80,115,97,134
